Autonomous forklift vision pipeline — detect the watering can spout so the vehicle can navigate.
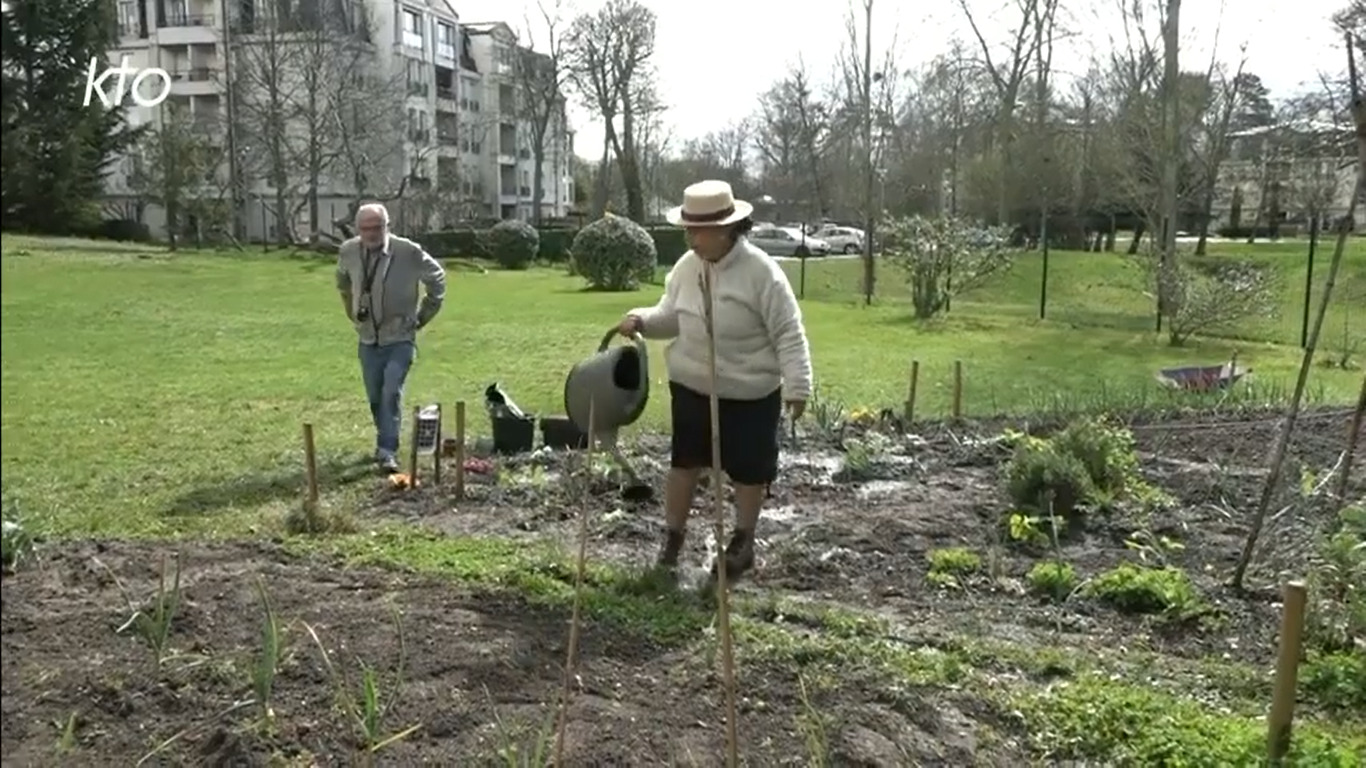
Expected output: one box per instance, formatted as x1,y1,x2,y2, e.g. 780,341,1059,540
563,327,651,436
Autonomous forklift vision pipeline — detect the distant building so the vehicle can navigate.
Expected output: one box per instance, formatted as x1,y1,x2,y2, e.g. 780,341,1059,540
1210,120,1360,234
99,0,573,241
460,21,574,222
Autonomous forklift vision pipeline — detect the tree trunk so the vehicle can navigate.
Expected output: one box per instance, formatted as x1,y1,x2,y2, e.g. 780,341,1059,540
1156,0,1182,320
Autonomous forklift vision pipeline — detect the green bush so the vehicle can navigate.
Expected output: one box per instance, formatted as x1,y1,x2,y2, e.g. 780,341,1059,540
1027,560,1077,602
1005,440,1096,516
648,227,689,265
487,220,538,270
414,228,488,260
1050,417,1143,503
571,214,657,291
1084,563,1203,617
538,227,576,262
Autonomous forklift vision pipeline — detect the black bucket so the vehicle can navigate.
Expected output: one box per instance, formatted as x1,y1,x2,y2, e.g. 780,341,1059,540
491,414,535,455
539,416,588,450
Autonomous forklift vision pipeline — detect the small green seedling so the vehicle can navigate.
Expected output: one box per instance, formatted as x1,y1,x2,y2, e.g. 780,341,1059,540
105,553,183,667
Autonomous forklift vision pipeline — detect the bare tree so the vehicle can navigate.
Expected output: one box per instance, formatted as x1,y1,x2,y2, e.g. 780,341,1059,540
514,0,568,225
563,0,657,221
127,102,226,250
1191,54,1247,255
325,6,412,238
227,1,306,244
958,0,1058,224
755,62,833,218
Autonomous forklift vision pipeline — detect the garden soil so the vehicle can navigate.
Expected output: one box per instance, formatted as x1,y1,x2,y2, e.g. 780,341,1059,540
2,407,1361,765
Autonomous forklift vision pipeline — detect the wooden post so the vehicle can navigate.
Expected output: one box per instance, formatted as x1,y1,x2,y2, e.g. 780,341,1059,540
1268,581,1308,763
433,403,443,485
302,423,319,507
1336,374,1366,500
904,360,920,423
454,401,467,500
408,406,420,486
952,360,963,420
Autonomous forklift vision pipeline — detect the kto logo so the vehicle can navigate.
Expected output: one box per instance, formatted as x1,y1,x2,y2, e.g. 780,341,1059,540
83,55,171,108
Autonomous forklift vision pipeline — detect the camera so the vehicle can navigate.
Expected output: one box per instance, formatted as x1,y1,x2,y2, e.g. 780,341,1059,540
356,293,372,322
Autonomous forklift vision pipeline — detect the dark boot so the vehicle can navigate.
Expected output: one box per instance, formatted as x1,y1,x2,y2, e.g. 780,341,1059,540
656,528,686,572
709,529,755,585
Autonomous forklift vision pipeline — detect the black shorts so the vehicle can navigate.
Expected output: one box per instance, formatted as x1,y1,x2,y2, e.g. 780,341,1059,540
669,381,782,486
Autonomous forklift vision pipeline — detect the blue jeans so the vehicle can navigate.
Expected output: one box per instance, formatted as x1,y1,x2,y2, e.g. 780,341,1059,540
358,341,416,456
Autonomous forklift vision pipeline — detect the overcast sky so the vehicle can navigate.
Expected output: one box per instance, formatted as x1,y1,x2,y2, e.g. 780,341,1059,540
452,0,1348,160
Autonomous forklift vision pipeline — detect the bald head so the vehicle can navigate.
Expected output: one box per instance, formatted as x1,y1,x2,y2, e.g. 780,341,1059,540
356,203,389,248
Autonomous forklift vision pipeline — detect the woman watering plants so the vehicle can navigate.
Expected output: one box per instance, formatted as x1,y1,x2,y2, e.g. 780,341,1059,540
617,180,813,584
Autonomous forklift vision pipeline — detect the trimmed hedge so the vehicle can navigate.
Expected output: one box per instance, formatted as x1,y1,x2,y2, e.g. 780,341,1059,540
414,223,689,265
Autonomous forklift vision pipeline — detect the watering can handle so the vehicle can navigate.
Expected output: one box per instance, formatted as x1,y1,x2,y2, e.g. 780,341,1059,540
598,327,644,352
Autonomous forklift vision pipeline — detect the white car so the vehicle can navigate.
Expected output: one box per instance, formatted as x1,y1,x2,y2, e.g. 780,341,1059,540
813,225,866,254
749,225,831,257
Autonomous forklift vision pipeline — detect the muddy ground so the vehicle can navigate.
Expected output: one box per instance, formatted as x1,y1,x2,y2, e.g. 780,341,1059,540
2,407,1361,766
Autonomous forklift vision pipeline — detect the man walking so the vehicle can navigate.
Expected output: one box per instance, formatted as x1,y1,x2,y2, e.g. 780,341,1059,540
336,203,447,472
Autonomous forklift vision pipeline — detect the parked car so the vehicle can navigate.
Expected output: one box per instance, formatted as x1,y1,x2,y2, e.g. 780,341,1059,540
812,225,866,254
750,225,831,257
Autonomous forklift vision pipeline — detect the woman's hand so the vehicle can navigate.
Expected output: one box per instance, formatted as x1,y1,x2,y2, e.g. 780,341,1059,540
618,314,644,337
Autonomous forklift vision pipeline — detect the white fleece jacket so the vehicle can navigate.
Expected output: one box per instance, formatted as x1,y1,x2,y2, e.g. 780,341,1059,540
630,238,813,401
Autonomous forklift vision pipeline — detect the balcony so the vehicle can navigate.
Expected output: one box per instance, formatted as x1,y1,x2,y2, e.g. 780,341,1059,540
497,153,516,166
437,42,456,61
437,131,458,146
407,82,429,98
170,67,217,95
157,13,216,45
436,85,456,102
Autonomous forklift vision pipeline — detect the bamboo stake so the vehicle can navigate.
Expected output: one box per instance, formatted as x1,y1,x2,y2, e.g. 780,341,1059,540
553,401,595,767
454,401,466,500
1231,34,1363,589
1336,374,1366,501
700,265,740,768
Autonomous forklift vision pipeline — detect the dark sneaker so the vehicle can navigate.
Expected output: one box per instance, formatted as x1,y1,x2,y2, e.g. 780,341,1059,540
709,530,755,586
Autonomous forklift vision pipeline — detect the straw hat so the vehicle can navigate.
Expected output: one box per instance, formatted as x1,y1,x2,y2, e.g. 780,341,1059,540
664,180,754,227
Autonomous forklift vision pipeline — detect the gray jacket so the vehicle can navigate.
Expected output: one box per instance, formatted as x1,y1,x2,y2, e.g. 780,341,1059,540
336,234,447,345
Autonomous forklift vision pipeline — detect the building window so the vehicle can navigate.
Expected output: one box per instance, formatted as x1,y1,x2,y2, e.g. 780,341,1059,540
437,22,456,59
117,0,138,35
402,9,423,49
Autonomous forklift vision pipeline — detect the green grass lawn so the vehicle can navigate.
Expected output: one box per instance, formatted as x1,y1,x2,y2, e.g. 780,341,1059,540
790,238,1366,350
1,234,1362,537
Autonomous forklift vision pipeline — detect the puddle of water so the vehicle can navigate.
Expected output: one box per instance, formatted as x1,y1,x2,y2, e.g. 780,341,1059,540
856,480,915,499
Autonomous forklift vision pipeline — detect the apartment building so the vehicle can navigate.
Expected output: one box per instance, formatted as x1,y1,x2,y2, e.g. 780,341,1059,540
1210,120,1361,233
460,21,574,221
100,0,573,240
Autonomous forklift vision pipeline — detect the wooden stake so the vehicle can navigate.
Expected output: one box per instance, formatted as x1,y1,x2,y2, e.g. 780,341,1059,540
904,360,920,423
952,359,963,420
700,266,740,768
1268,581,1308,763
1336,374,1366,501
302,423,319,507
454,401,466,500
408,406,421,486
433,403,443,484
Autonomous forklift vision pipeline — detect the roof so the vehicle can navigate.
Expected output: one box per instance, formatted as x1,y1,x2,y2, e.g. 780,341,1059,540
1228,119,1347,138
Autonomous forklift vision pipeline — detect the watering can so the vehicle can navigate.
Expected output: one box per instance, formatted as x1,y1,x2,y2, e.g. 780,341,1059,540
564,327,650,436
563,327,653,501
